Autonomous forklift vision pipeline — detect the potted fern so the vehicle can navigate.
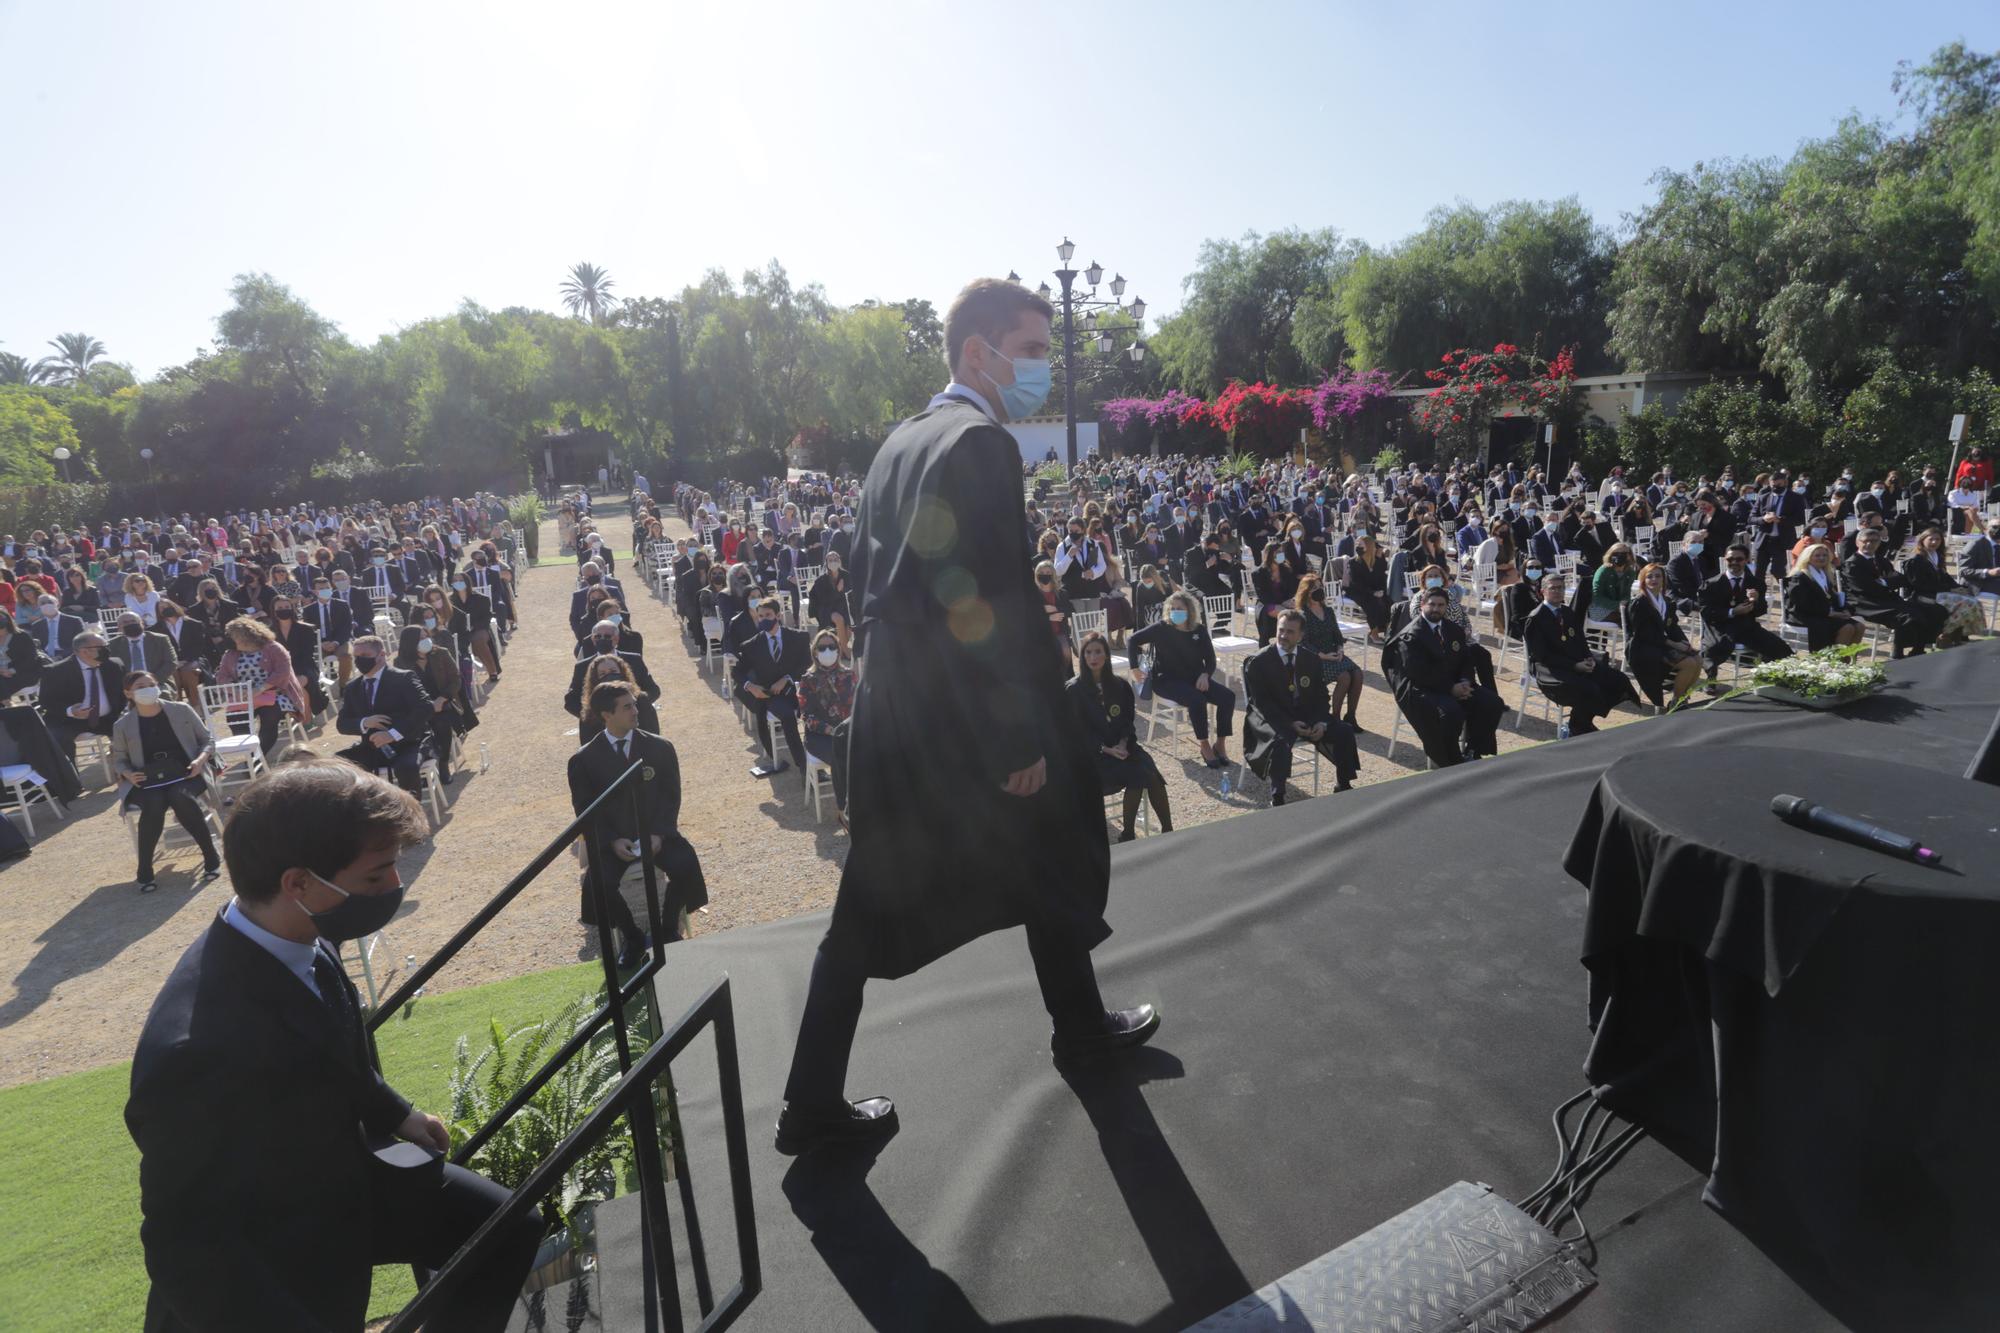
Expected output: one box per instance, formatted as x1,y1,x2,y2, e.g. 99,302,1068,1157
445,994,642,1292
507,492,543,565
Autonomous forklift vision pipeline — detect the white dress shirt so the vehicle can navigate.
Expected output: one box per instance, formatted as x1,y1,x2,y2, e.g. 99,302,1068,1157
222,898,321,998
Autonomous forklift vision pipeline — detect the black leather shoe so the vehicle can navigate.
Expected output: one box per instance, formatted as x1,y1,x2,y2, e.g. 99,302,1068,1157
1052,1004,1161,1062
774,1096,899,1156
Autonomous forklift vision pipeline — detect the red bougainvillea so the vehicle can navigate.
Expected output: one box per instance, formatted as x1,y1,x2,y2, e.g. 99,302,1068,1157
1414,342,1579,454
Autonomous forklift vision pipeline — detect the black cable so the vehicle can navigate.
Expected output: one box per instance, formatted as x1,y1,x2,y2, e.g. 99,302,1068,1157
1516,1089,1594,1214
1525,1098,1605,1221
1545,1121,1649,1251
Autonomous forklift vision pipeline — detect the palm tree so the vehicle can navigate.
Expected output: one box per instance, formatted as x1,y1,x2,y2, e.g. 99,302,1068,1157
560,263,617,325
0,351,44,385
33,332,108,386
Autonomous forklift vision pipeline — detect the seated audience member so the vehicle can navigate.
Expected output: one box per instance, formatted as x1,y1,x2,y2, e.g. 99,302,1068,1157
1340,534,1391,643
157,599,211,703
799,628,855,825
1401,562,1496,691
111,671,223,893
447,573,502,683
1500,561,1547,641
1524,573,1638,735
806,551,855,657
217,616,308,756
572,600,643,660
733,596,810,778
124,761,542,1332
1699,544,1793,670
1784,541,1865,649
27,591,83,660
262,596,326,714
1250,540,1302,646
394,626,469,783
1130,563,1173,630
1624,562,1703,708
0,608,46,702
40,628,125,771
1128,590,1236,769
308,576,355,689
1032,560,1076,671
1242,610,1358,803
565,620,661,719
336,633,431,793
107,609,180,697
1588,543,1638,625
1957,517,2000,597
1900,525,1987,645
1665,530,1708,601
567,681,708,964
1844,526,1945,658
569,560,624,637
1068,629,1174,837
1387,586,1503,767
576,653,660,744
1294,574,1363,729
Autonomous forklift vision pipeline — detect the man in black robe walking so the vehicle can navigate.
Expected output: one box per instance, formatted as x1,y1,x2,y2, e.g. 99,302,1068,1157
776,278,1160,1155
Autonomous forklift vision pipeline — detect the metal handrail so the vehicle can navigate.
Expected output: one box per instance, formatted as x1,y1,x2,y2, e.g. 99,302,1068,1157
383,976,761,1333
367,757,649,1029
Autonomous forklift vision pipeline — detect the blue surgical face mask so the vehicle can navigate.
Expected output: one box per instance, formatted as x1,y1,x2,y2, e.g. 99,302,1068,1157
1525,566,1545,581
1686,542,1705,556
976,338,1052,420
1424,576,1444,589
1168,608,1190,626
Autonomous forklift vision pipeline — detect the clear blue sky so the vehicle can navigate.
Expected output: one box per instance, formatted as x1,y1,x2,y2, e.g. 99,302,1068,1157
2,0,1992,378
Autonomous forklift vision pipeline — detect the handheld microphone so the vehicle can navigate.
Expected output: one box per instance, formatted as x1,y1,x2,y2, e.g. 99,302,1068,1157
1770,794,1942,867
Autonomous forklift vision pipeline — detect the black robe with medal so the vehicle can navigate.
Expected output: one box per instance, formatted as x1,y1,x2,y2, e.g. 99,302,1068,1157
836,397,1110,979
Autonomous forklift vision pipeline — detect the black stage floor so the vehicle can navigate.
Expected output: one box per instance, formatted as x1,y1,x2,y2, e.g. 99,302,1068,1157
638,640,2000,1332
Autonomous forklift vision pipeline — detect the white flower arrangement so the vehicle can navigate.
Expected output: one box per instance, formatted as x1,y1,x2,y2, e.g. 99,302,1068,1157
1750,646,1887,701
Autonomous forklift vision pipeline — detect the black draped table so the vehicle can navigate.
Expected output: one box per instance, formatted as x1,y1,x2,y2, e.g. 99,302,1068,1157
1565,744,2000,1328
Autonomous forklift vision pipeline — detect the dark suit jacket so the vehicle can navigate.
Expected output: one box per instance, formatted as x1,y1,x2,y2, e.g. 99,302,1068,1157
569,582,625,637
337,666,431,744
735,624,810,691
1843,552,1906,618
1900,551,1958,598
126,912,412,1332
1700,570,1769,632
566,731,704,907
1665,552,1707,602
564,650,660,716
1242,643,1331,734
1523,601,1595,687
1784,570,1849,623
1623,593,1689,672
106,629,179,683
1065,673,1141,751
306,597,354,646
0,631,47,697
1394,616,1479,696
39,653,126,729
29,610,84,659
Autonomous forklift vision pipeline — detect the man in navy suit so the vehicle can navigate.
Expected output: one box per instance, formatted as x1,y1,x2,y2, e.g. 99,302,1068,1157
125,761,540,1332
25,592,84,660
734,596,810,777
337,635,431,793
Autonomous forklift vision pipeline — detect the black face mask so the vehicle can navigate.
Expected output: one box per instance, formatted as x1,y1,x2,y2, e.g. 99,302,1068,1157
593,637,616,652
299,873,405,944
353,655,379,674
123,624,143,637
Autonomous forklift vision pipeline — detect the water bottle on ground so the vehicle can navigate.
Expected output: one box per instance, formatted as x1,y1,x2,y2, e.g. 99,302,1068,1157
478,741,491,774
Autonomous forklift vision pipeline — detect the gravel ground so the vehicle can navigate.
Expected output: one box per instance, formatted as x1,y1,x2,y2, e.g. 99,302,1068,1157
0,499,1648,1089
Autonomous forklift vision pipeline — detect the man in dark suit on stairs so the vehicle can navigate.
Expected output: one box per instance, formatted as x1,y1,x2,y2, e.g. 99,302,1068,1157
124,761,541,1333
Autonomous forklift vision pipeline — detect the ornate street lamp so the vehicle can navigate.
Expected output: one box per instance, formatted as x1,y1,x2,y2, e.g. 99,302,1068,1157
1023,237,1148,466
52,446,72,483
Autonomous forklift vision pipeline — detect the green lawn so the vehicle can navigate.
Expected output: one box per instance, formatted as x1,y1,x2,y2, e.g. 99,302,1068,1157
0,960,605,1331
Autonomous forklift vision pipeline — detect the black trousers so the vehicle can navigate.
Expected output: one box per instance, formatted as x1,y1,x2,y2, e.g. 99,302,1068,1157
229,705,283,756
783,921,1106,1109
1402,685,1504,767
368,1157,544,1333
1537,658,1637,733
736,685,806,768
1706,619,1793,666
128,783,219,880
1269,720,1360,792
48,716,115,770
579,838,703,943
